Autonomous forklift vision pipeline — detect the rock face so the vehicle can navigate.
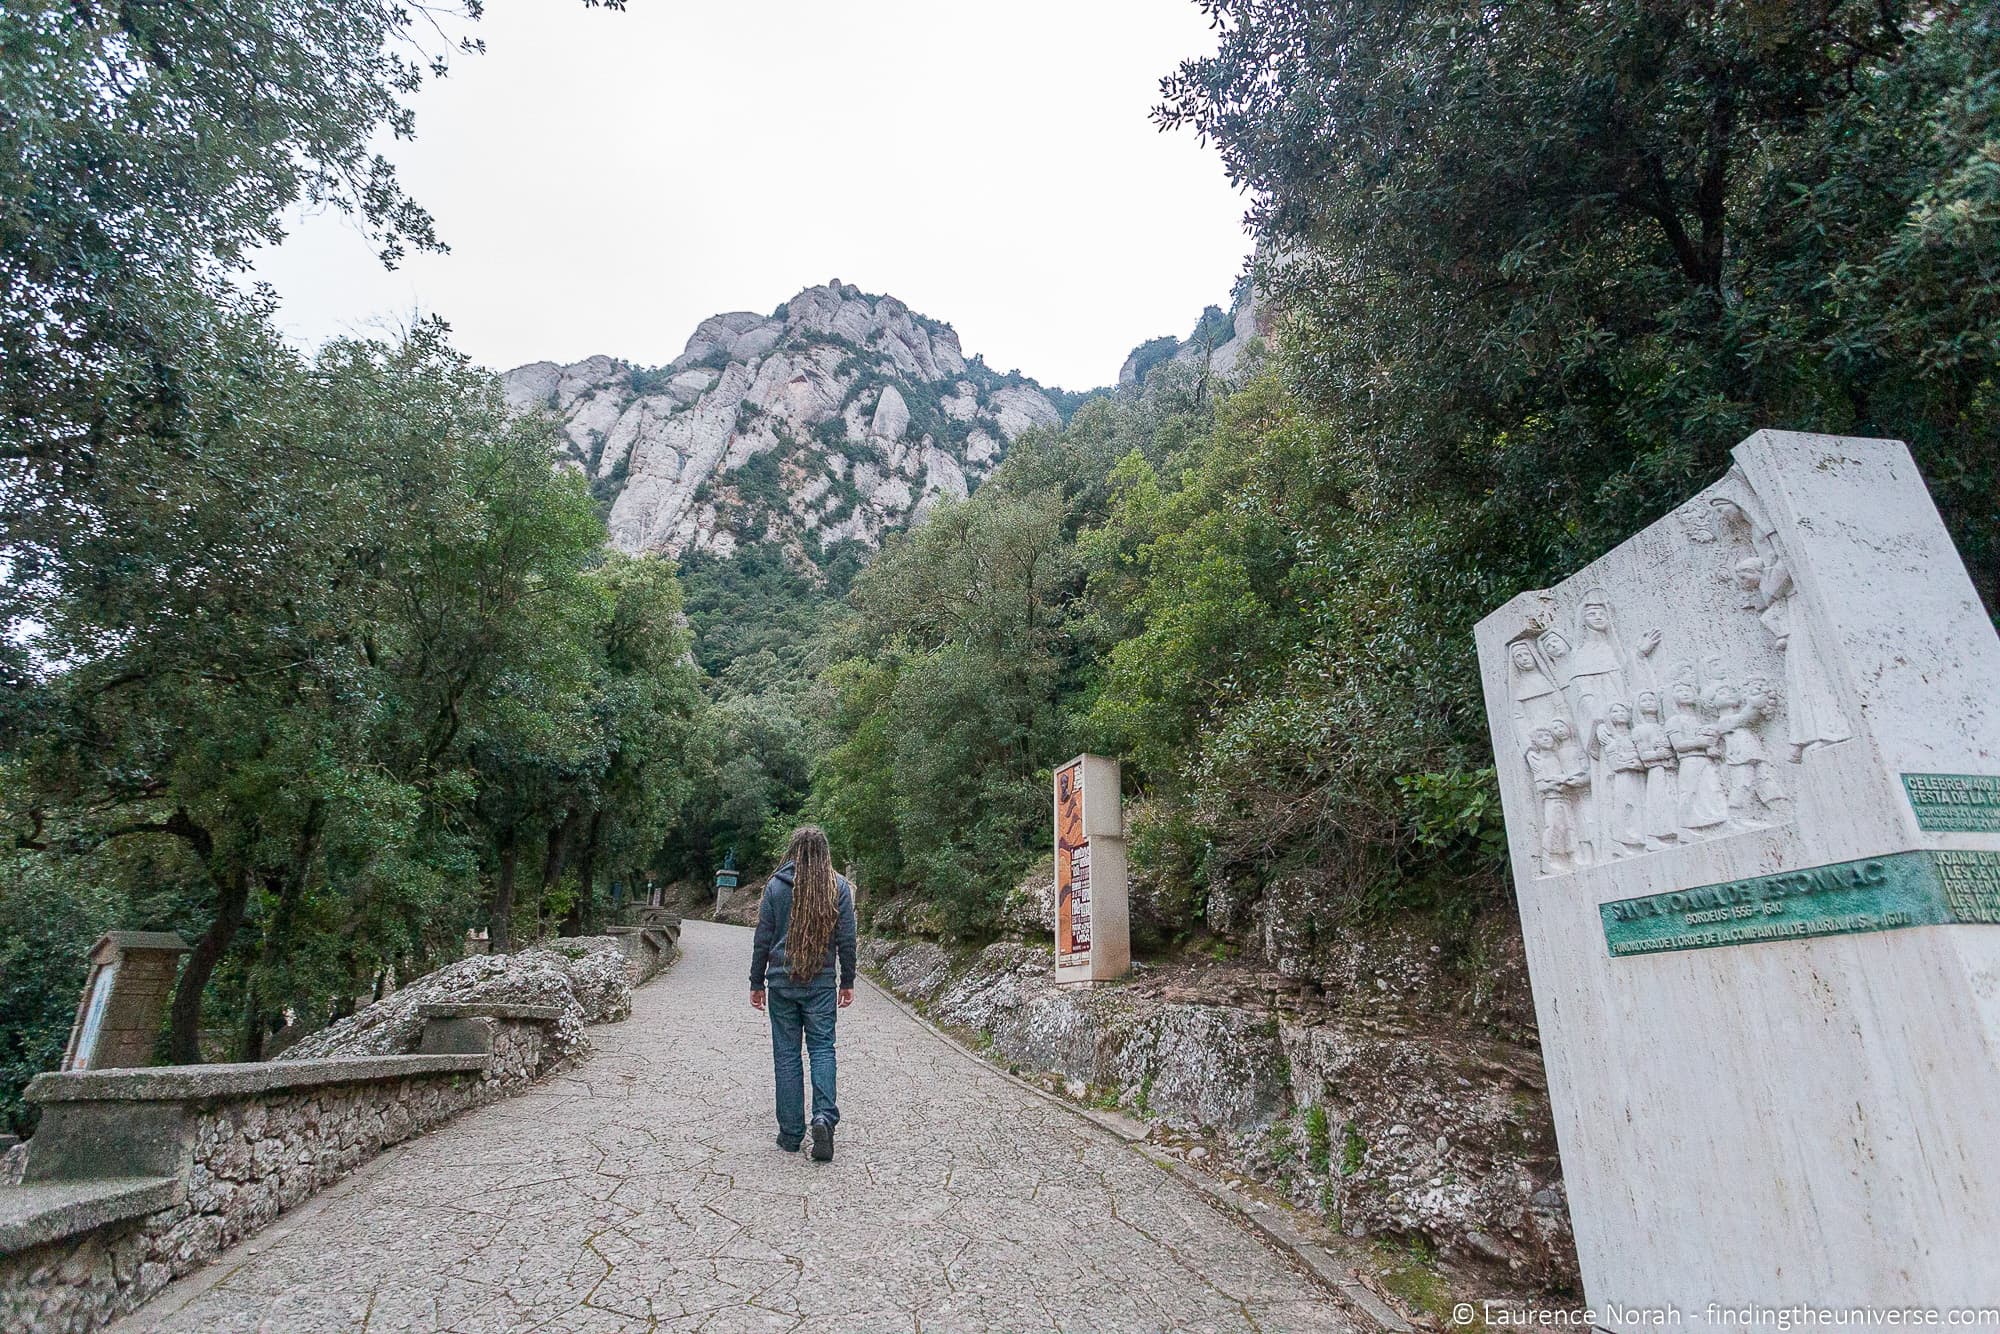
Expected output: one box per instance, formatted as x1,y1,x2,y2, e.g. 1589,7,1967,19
503,282,1065,568
1117,276,1273,392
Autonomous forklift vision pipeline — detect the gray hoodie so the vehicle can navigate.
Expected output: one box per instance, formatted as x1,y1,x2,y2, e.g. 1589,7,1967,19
748,862,858,990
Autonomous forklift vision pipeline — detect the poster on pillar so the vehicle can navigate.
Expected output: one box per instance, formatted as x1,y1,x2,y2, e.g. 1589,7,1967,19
1053,753,1130,985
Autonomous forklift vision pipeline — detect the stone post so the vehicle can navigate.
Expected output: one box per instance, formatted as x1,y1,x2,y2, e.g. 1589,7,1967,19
60,932,189,1072
1475,431,2000,1319
1053,753,1130,985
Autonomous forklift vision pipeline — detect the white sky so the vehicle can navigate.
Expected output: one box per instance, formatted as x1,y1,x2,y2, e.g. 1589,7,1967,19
249,0,1253,391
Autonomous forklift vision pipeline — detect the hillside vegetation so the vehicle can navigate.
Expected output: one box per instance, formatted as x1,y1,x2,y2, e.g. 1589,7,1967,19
805,0,2000,977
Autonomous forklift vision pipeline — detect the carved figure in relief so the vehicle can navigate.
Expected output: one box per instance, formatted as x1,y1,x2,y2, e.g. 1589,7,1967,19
1508,639,1567,740
1664,676,1728,836
1680,505,1717,546
1568,590,1661,758
1548,718,1595,865
1707,679,1789,824
1732,554,1853,762
1631,691,1681,850
1710,487,1853,763
1596,704,1647,856
1525,727,1579,872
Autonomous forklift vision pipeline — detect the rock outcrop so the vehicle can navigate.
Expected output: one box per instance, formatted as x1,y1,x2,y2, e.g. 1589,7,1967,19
278,938,638,1071
503,282,1066,569
1117,275,1273,392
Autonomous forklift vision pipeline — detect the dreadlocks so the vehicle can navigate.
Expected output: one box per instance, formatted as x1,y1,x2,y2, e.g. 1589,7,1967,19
783,825,837,984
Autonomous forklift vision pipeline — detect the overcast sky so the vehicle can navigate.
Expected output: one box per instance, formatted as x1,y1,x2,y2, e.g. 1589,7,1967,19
249,1,1253,391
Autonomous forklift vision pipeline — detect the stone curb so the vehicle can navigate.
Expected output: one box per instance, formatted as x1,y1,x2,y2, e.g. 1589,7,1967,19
415,1003,564,1021
24,1053,490,1104
0,1177,182,1253
858,972,1414,1334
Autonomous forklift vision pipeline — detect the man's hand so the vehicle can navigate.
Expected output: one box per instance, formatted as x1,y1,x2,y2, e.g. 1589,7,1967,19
838,988,854,1009
750,989,765,1011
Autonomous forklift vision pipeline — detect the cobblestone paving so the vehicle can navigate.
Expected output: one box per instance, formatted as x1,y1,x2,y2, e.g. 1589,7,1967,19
126,921,1355,1333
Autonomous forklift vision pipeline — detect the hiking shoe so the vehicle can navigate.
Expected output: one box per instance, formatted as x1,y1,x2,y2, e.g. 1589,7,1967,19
777,1134,802,1153
810,1120,834,1162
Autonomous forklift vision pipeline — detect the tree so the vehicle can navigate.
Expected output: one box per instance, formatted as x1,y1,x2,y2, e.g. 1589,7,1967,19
1158,1,2000,606
3,330,607,1058
558,555,704,933
813,490,1076,935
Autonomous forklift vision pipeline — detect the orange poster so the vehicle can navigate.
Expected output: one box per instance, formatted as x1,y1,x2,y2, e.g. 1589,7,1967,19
1055,759,1091,964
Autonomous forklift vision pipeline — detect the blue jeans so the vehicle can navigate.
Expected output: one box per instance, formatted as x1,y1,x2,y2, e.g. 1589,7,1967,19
768,981,839,1144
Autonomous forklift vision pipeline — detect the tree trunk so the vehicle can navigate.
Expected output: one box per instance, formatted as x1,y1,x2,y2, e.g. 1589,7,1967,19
562,809,605,936
489,825,520,951
265,799,327,955
240,977,265,1063
168,859,251,1064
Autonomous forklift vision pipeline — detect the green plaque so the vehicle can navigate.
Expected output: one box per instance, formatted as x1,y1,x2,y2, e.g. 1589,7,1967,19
1600,849,2000,957
1902,772,2000,833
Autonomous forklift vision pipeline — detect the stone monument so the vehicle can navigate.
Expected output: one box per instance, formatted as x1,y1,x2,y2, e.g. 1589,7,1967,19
60,931,189,1072
714,847,740,914
1053,753,1130,985
1476,431,2000,1319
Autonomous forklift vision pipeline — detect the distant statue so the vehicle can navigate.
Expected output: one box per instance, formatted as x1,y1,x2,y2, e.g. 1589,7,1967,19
722,847,738,873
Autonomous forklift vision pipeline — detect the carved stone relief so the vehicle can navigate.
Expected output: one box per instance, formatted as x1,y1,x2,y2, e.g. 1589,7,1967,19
1503,471,1855,877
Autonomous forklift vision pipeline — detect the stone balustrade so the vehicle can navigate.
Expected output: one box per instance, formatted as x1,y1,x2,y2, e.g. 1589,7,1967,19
604,922,679,982
0,1004,562,1334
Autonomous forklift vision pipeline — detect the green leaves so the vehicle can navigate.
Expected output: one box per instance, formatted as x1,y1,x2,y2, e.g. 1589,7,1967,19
810,489,1077,936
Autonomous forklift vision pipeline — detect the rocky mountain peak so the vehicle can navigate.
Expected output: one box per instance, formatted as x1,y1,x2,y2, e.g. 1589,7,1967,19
503,281,1065,568
1117,274,1272,392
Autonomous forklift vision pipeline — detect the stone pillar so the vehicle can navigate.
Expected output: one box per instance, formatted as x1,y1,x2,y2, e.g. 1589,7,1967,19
1053,753,1130,985
60,932,189,1072
1475,431,2000,1321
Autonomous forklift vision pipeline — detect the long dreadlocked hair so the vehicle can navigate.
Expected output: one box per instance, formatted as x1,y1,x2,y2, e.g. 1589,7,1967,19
784,825,837,984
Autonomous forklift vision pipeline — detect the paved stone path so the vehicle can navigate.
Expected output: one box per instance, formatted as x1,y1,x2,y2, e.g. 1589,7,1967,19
126,921,1355,1333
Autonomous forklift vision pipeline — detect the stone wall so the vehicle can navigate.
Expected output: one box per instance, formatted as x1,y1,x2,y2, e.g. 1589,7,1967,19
0,932,679,1334
4,1058,498,1333
0,1019,558,1334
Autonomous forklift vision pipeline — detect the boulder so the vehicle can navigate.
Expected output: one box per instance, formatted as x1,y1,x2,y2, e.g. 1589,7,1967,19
871,385,910,442
988,386,1061,441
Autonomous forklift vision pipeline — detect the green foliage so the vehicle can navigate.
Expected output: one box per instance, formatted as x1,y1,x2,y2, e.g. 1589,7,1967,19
1187,305,1232,350
800,0,2000,959
0,319,711,1082
1304,1104,1332,1175
0,854,125,1134
1124,336,1181,389
626,364,677,396
680,547,844,680
1342,1121,1367,1177
1396,770,1508,880
728,446,789,516
1159,0,2000,611
812,489,1076,936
